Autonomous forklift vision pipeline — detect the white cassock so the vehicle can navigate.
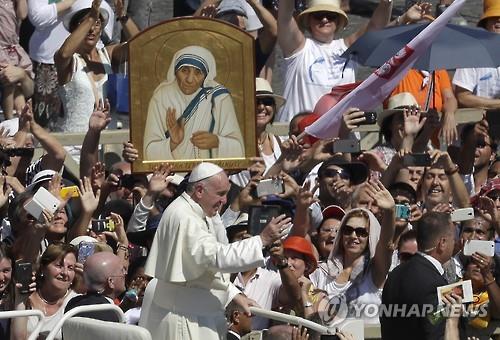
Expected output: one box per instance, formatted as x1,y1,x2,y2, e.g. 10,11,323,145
140,192,265,339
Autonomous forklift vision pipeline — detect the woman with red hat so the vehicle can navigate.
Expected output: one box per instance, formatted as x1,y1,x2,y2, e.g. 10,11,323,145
272,236,327,320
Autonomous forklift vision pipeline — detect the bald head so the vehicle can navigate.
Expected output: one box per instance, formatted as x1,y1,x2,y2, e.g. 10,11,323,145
84,252,123,293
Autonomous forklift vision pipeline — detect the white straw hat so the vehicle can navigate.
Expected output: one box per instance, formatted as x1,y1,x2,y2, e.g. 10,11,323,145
378,92,420,126
297,0,349,31
256,78,286,110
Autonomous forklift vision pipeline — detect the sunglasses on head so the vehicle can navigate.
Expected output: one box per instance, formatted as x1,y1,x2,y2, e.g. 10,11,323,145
342,225,369,238
322,168,350,180
311,11,339,21
257,97,275,107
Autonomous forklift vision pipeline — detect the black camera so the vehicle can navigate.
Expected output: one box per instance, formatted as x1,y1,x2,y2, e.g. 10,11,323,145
118,174,135,190
3,148,34,157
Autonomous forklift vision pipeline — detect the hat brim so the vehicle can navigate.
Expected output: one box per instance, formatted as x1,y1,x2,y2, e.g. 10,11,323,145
297,5,349,31
377,109,405,127
63,7,110,32
283,243,317,273
477,7,500,28
256,91,286,110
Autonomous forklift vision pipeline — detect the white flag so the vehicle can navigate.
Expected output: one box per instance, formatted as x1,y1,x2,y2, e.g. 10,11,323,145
305,0,466,139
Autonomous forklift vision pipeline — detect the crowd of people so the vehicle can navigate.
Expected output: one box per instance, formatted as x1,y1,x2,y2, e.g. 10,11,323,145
0,0,499,339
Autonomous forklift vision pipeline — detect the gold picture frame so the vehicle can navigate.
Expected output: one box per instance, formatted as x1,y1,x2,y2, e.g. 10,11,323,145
129,17,257,172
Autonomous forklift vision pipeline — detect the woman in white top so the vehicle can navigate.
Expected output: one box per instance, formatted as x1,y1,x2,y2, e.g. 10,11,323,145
230,78,284,187
55,0,136,133
310,181,395,325
276,0,393,122
10,243,78,340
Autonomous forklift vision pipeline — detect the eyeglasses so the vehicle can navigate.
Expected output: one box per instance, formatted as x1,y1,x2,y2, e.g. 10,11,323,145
342,225,369,238
257,97,275,107
321,168,350,180
311,11,339,22
320,227,338,234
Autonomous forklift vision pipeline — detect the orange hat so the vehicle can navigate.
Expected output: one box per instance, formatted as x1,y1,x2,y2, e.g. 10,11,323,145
478,0,500,28
283,236,318,274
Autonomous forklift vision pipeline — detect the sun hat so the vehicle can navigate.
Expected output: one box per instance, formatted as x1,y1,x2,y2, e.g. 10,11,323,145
318,155,369,185
297,0,349,31
217,0,247,18
256,78,286,110
322,205,345,221
378,92,420,126
282,236,318,274
63,0,113,39
478,0,500,28
188,162,224,183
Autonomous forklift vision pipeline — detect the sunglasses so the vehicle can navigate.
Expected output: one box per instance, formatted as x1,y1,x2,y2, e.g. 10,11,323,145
311,11,339,21
257,97,275,107
342,225,369,238
322,168,350,180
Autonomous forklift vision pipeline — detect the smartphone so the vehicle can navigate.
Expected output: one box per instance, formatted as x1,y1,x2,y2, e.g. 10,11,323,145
78,241,96,263
91,218,115,233
60,186,80,199
451,207,474,223
463,240,495,257
255,178,285,198
24,187,61,222
332,139,360,153
15,261,32,294
402,153,432,167
248,205,282,235
395,204,411,220
357,111,377,125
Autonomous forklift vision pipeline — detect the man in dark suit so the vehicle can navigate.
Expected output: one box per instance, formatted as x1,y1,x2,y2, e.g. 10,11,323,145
380,212,463,340
225,298,252,340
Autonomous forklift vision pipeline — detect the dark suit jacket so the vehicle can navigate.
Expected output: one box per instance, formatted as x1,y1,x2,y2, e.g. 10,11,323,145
226,331,240,340
380,253,451,340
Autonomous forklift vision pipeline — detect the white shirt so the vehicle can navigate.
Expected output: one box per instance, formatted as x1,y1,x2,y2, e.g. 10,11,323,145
233,267,282,330
277,37,356,123
28,0,69,64
453,66,500,99
418,251,444,275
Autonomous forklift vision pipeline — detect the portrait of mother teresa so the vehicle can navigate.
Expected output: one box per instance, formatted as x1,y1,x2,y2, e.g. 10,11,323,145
143,45,245,161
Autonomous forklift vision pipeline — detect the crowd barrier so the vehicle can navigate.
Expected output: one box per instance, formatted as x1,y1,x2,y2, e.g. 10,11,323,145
0,309,45,340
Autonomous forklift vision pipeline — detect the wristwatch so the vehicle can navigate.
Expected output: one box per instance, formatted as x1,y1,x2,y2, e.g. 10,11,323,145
276,257,288,270
117,15,129,24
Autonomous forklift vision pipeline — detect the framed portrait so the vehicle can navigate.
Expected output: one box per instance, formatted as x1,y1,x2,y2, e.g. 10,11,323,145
128,17,257,172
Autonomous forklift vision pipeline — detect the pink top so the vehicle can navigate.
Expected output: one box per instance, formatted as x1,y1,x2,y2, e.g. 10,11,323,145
0,0,20,47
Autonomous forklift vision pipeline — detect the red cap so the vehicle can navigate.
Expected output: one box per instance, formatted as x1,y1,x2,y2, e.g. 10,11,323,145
322,205,345,221
471,177,500,206
282,236,318,274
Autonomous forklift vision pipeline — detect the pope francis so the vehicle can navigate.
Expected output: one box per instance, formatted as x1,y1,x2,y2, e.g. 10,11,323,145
140,162,290,339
